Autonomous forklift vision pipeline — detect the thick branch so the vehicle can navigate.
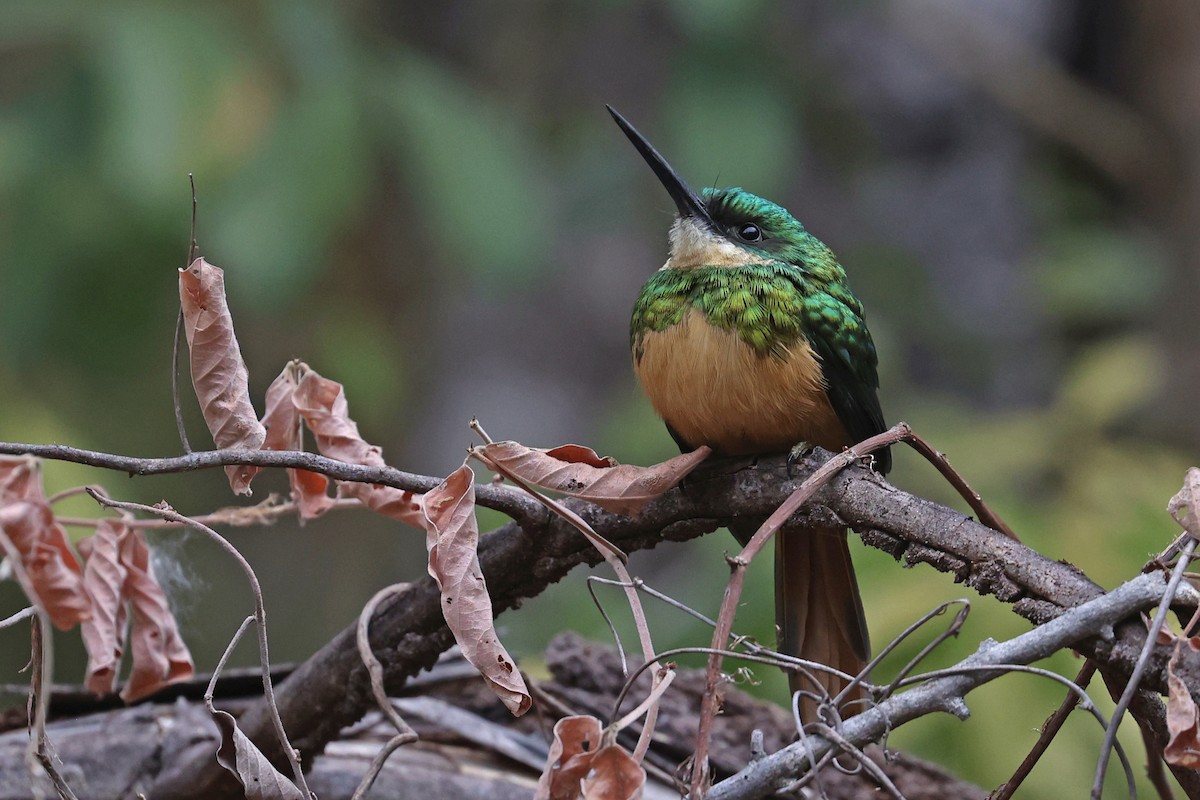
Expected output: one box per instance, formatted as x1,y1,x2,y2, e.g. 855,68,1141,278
1,441,1193,796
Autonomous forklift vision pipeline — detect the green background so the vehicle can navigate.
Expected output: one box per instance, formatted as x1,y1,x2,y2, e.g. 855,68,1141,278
2,1,1198,795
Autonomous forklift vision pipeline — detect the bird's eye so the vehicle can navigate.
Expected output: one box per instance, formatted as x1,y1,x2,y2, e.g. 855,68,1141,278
736,223,763,242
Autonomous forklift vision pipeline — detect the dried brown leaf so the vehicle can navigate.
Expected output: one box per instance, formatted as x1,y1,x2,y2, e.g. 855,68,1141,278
211,709,306,800
535,715,605,800
479,441,710,516
179,258,266,495
1169,467,1200,538
424,464,530,716
118,529,194,701
0,456,41,500
0,500,90,629
580,745,645,800
1166,641,1200,767
79,519,130,695
543,445,619,469
261,365,335,520
293,366,424,527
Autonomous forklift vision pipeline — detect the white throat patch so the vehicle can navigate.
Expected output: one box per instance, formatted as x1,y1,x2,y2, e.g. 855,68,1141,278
667,217,764,269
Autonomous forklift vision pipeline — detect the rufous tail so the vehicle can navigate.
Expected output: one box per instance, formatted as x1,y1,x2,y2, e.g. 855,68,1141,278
775,525,870,721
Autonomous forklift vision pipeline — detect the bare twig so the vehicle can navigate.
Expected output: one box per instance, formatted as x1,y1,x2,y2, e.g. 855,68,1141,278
1094,539,1198,799
0,441,538,523
206,615,256,702
689,424,907,798
1140,724,1177,800
902,427,1018,540
56,496,363,531
856,599,971,706
351,585,418,800
0,607,35,630
809,723,904,800
0,529,78,800
874,600,972,703
706,571,1173,800
88,490,312,800
990,659,1099,800
173,173,199,454
586,577,630,675
172,308,192,455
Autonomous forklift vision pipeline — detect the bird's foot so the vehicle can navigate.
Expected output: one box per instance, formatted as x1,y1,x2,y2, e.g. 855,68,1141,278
785,441,815,479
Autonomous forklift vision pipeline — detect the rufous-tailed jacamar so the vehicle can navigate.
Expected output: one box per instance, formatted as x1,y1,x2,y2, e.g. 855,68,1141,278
609,106,890,716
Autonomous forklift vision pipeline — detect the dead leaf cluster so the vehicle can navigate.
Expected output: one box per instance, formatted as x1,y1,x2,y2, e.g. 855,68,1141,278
0,457,194,701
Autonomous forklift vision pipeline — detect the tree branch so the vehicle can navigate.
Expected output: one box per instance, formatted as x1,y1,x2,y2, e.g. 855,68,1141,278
2,440,1195,796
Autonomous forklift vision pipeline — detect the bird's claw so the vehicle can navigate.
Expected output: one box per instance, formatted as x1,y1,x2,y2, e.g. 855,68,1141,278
786,441,814,479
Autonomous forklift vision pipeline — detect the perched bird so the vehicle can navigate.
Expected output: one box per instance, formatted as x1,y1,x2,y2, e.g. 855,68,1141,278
609,106,889,717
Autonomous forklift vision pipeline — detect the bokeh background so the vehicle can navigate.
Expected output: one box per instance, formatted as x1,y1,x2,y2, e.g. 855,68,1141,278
2,0,1199,794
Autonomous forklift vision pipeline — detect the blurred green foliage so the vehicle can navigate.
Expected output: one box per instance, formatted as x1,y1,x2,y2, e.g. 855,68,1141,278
0,1,1194,796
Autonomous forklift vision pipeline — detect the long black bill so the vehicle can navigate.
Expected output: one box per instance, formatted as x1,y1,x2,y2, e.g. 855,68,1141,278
607,105,717,232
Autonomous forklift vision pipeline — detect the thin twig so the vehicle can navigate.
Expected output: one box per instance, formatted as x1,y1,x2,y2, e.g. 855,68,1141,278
707,571,1170,800
55,496,363,530
0,441,538,523
874,601,972,704
174,173,198,455
1141,724,1177,800
689,424,907,798
854,599,971,706
809,723,904,800
902,427,1018,540
990,659,1098,800
0,529,77,799
187,173,198,264
1093,539,1197,799
352,584,419,800
586,577,630,675
89,490,312,800
611,645,845,725
0,607,35,630
205,616,256,701
30,615,78,800
172,307,192,454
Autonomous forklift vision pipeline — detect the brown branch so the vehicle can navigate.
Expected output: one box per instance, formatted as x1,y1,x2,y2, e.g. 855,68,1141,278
0,442,539,523
134,449,1195,797
2,436,1196,795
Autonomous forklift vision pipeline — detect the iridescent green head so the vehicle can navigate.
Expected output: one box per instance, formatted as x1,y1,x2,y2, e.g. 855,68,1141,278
607,105,842,281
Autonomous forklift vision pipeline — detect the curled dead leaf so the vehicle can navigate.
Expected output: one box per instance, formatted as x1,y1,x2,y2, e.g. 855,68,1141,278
479,441,710,516
179,258,266,495
118,529,194,701
535,715,605,800
293,366,424,528
1169,467,1200,539
78,519,130,694
0,456,42,500
1166,641,1200,767
261,365,336,520
0,500,90,630
211,709,306,800
424,464,530,716
580,745,645,800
